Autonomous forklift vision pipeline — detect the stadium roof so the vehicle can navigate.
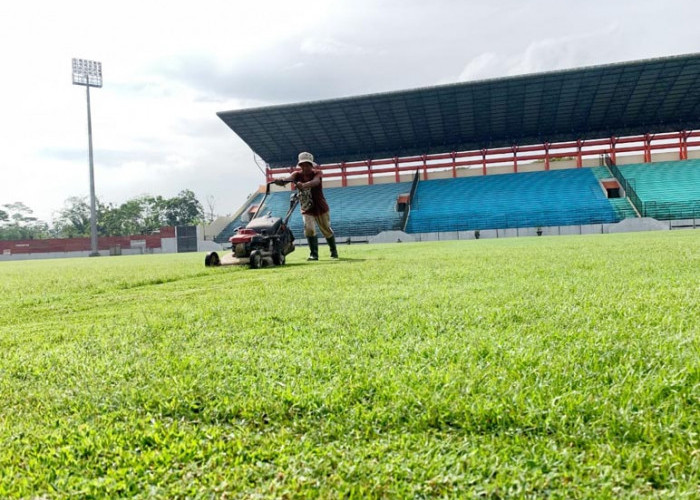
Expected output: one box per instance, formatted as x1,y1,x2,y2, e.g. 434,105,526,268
218,53,700,168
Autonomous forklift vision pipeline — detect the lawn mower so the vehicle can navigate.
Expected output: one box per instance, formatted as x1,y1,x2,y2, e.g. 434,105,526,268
205,181,297,269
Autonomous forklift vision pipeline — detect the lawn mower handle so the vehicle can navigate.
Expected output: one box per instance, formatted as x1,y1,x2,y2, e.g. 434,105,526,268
252,180,297,221
266,179,294,193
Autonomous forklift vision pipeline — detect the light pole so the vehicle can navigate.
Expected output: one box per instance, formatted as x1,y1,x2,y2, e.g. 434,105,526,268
72,58,102,257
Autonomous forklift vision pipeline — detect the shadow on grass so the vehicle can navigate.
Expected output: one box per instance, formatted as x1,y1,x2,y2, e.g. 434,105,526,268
208,258,368,271
281,257,367,267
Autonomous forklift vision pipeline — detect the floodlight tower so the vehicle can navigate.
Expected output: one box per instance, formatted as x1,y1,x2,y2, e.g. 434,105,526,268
72,58,102,256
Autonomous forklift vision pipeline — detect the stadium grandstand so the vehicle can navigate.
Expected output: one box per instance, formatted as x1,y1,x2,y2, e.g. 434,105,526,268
215,53,700,243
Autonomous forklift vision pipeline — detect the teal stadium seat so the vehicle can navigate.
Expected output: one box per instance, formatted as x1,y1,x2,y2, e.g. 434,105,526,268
405,168,619,233
616,159,700,219
608,198,638,219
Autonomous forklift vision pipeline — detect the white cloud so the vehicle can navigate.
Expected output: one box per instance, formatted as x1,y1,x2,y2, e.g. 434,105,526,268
457,24,624,83
300,38,371,56
457,52,502,82
507,24,621,76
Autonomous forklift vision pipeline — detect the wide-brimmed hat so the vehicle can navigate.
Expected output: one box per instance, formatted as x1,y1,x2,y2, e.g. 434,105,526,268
297,151,317,166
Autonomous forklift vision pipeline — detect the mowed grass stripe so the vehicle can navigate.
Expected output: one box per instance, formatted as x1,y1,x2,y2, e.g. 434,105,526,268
0,231,698,497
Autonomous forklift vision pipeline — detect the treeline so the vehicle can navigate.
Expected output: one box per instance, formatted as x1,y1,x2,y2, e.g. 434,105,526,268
0,190,205,241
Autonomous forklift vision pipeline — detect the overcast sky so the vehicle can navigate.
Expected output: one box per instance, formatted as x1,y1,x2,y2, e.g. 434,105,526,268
1,0,698,223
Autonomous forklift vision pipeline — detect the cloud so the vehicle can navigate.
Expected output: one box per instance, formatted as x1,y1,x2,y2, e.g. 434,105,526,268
39,148,170,169
457,23,624,83
457,52,502,82
508,24,621,76
300,38,371,56
150,49,373,105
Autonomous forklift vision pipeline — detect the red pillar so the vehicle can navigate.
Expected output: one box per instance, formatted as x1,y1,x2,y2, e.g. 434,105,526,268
609,137,617,164
512,145,518,173
368,159,373,185
341,162,347,187
394,157,400,183
644,133,652,163
544,143,550,171
680,131,688,160
481,149,487,176
576,139,583,168
422,154,428,180
451,152,456,178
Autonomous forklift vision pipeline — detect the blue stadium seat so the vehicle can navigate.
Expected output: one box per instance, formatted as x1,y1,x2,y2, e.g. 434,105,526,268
405,168,619,233
256,182,413,238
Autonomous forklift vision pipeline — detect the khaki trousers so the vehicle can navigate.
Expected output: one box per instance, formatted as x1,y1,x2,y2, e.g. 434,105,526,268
303,212,334,238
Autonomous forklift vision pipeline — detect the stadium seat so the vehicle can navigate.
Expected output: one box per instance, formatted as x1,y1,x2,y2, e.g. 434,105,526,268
616,159,700,219
405,168,619,233
253,182,413,238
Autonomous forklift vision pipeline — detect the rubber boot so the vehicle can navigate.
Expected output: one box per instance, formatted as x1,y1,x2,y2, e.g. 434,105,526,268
327,235,338,259
307,236,319,261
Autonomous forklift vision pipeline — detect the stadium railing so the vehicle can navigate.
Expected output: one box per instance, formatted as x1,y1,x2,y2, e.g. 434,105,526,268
401,169,421,231
606,155,645,216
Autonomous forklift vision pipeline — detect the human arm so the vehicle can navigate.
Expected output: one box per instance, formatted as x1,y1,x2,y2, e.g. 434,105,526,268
296,172,322,190
273,173,297,186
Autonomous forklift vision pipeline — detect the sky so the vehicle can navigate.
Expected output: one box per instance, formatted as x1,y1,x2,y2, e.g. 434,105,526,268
1,0,699,223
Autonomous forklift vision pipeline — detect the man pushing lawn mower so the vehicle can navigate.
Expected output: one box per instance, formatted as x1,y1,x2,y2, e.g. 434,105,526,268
274,152,338,261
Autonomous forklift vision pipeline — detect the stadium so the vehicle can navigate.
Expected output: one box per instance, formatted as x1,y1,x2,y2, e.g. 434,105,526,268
214,53,700,246
2,53,699,497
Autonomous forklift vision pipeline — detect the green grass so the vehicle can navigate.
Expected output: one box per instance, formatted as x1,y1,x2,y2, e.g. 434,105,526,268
1,231,698,498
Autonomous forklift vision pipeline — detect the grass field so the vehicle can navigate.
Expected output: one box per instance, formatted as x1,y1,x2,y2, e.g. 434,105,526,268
1,231,698,498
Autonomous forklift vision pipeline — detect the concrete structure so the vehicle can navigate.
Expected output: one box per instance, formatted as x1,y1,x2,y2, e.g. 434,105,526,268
0,226,225,261
358,218,693,245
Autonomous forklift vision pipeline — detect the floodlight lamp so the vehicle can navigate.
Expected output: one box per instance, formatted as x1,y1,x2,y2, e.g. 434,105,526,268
72,58,103,87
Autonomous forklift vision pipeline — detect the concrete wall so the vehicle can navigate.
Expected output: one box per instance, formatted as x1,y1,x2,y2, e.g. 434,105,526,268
0,238,221,261
0,246,165,261
0,228,220,262
457,167,485,178
161,237,178,253
428,169,454,180
368,230,416,243
196,226,225,252
518,163,545,173
607,217,671,233
616,151,680,165
203,217,235,241
359,219,696,245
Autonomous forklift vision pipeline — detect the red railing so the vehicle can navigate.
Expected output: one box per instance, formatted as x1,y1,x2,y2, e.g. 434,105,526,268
266,130,700,183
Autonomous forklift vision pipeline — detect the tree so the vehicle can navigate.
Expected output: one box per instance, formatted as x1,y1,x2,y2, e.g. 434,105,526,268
52,190,206,238
162,190,204,227
98,198,148,237
0,202,49,240
205,195,216,224
141,195,167,234
53,197,92,238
